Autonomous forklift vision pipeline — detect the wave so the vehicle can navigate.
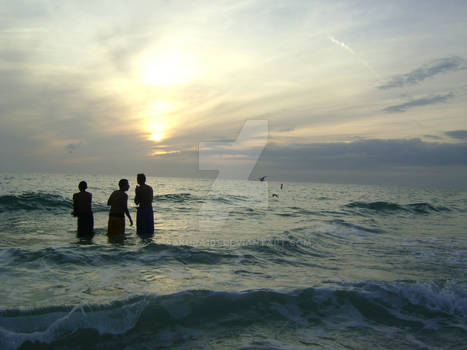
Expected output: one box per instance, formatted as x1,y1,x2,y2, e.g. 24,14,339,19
275,206,320,217
0,192,110,214
154,193,253,208
1,239,321,269
328,219,384,234
155,193,195,203
1,280,465,350
0,243,241,268
345,201,451,214
0,234,330,269
241,237,318,260
204,194,249,205
0,190,281,214
0,193,71,213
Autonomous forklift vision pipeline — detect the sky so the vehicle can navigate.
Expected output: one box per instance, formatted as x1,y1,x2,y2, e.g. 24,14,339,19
0,0,466,185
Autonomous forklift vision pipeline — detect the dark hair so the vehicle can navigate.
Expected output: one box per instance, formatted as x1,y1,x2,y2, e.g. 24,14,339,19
78,181,87,191
137,173,146,184
118,179,129,189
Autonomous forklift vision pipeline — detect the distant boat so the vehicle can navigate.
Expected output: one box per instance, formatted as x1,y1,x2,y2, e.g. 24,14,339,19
259,176,267,182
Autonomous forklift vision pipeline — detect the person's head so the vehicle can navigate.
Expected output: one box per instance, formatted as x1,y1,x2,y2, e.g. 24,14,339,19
78,181,87,192
118,179,129,191
137,173,146,185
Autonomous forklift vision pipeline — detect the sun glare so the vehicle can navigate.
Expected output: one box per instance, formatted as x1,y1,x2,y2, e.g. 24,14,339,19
143,101,176,143
150,132,164,142
139,49,198,86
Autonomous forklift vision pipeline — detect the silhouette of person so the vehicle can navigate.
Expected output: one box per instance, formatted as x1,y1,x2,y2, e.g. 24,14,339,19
72,181,94,238
134,173,154,236
107,179,133,236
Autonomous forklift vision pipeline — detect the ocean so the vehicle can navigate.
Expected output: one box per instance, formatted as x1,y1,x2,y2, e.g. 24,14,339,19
0,172,466,349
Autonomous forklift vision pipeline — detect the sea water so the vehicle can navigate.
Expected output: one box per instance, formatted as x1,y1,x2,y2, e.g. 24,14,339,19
0,173,466,349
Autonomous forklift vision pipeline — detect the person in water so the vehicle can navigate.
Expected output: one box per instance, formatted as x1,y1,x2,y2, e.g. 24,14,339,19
134,173,154,235
72,181,94,238
107,179,133,235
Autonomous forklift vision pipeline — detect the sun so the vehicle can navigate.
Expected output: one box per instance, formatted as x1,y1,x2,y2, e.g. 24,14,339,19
139,49,198,86
143,101,175,143
150,132,164,142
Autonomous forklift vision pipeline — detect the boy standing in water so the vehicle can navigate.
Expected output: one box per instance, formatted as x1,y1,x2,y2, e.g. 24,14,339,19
107,179,133,235
134,173,154,235
72,181,94,238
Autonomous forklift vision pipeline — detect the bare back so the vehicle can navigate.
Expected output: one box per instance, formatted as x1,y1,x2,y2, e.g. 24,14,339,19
73,191,92,213
135,184,153,207
108,190,128,215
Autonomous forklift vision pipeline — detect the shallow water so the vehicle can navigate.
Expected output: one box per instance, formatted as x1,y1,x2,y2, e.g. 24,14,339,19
0,173,466,349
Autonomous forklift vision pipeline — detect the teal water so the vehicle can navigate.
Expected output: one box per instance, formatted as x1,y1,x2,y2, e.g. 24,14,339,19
0,173,466,349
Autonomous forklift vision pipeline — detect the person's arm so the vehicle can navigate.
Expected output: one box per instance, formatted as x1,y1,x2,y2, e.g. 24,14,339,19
134,186,140,205
72,193,78,216
125,207,133,226
124,194,133,226
107,193,112,206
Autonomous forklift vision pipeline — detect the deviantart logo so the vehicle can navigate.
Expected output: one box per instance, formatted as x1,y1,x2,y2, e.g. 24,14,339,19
199,120,269,231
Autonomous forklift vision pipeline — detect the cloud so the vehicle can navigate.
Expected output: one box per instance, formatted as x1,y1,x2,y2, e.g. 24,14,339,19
383,92,453,113
379,56,467,89
445,130,467,140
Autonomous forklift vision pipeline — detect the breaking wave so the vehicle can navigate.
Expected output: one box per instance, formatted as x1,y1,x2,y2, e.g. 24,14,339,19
1,280,465,350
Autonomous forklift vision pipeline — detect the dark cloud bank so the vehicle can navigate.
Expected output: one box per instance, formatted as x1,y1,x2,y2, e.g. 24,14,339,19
445,130,467,140
150,138,467,187
250,139,467,186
